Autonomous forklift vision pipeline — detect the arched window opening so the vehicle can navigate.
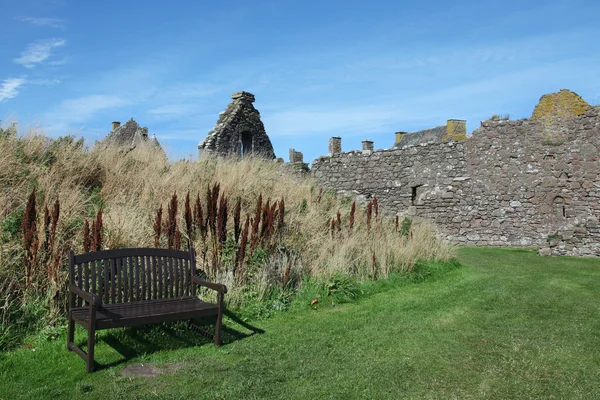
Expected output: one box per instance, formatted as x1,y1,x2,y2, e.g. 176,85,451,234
241,131,253,158
553,196,566,218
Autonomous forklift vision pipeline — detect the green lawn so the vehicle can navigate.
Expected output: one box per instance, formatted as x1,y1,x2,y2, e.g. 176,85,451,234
2,247,600,399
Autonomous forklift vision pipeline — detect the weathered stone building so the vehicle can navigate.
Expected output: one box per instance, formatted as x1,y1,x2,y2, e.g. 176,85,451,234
102,118,163,151
198,91,276,159
311,90,600,256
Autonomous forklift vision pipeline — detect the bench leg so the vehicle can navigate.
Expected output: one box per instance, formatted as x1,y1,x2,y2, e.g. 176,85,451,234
214,293,224,346
86,324,95,373
67,313,75,351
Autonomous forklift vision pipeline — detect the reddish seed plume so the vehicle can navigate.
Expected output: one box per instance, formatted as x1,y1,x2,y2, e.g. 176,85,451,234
235,215,250,278
166,192,178,249
175,230,181,251
349,201,356,232
91,220,96,250
330,217,335,238
93,207,103,251
217,195,228,250
265,201,277,245
366,201,373,230
317,188,323,204
336,211,342,233
184,191,193,247
22,189,39,288
154,206,163,248
395,215,399,233
195,194,207,244
83,219,91,252
234,198,242,244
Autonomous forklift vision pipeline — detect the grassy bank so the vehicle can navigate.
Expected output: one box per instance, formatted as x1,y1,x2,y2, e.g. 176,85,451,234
1,247,599,399
0,129,453,348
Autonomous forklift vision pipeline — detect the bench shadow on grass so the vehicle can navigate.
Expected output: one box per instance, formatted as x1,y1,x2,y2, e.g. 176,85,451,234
81,310,265,372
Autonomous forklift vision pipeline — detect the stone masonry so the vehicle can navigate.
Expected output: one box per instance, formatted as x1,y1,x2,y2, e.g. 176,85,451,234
198,91,276,159
311,90,600,256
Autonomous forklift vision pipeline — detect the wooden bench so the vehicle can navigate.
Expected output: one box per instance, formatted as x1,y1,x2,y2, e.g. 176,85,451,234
67,247,226,372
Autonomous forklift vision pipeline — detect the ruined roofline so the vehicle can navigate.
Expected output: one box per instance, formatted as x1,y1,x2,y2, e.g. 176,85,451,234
313,137,462,164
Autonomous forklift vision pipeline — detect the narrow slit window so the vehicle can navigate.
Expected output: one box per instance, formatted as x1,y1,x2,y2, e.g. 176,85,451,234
411,185,422,206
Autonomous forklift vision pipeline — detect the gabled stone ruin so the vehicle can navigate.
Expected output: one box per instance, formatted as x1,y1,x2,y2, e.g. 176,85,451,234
198,91,275,159
102,118,163,151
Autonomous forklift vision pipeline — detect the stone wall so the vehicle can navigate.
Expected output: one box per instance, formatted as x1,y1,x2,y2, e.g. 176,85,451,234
311,105,600,256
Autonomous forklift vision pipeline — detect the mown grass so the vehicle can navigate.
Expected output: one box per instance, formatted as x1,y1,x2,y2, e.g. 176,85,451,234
1,247,599,399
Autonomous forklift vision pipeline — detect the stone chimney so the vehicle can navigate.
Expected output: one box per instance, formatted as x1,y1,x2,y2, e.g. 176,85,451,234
112,121,121,131
328,137,342,157
362,140,374,153
444,120,467,142
231,91,256,103
395,131,407,145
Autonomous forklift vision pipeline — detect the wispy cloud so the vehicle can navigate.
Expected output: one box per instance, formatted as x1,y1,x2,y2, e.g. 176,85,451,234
20,17,65,29
14,38,66,68
0,78,27,102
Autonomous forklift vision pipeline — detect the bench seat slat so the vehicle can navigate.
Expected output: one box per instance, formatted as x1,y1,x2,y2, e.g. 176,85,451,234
71,297,218,330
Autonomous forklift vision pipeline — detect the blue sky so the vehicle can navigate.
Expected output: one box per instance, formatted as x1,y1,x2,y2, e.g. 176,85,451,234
1,0,599,163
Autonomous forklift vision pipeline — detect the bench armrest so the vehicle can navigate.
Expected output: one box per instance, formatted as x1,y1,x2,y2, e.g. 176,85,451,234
191,275,228,294
69,284,102,307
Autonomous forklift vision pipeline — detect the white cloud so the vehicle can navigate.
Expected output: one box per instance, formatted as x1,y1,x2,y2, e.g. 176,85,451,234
14,38,66,68
20,17,65,29
0,78,27,102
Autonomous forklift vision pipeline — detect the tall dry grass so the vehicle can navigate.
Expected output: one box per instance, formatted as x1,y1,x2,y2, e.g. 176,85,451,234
0,126,455,347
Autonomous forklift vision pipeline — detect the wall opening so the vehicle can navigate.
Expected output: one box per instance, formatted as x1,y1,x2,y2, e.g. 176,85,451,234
553,196,566,218
411,185,422,206
241,131,253,158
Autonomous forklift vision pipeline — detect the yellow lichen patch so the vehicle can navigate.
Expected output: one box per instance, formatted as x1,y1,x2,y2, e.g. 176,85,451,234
443,119,467,142
531,89,590,121
531,89,590,142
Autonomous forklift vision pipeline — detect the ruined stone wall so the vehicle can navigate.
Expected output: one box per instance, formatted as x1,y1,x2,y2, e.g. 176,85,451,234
311,106,600,256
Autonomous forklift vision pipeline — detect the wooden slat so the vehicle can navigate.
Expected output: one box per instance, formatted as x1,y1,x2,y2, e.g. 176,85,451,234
157,256,163,299
84,262,89,294
128,256,134,302
134,256,140,302
103,258,109,304
174,257,180,297
152,255,158,300
110,258,116,304
116,257,122,303
140,256,147,300
117,258,129,303
168,256,175,298
76,262,83,306
91,259,97,296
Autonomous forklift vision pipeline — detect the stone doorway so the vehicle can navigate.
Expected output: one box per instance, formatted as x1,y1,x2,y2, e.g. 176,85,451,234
241,131,253,158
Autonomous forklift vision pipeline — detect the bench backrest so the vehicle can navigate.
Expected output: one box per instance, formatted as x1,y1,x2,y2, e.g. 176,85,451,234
69,248,197,306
